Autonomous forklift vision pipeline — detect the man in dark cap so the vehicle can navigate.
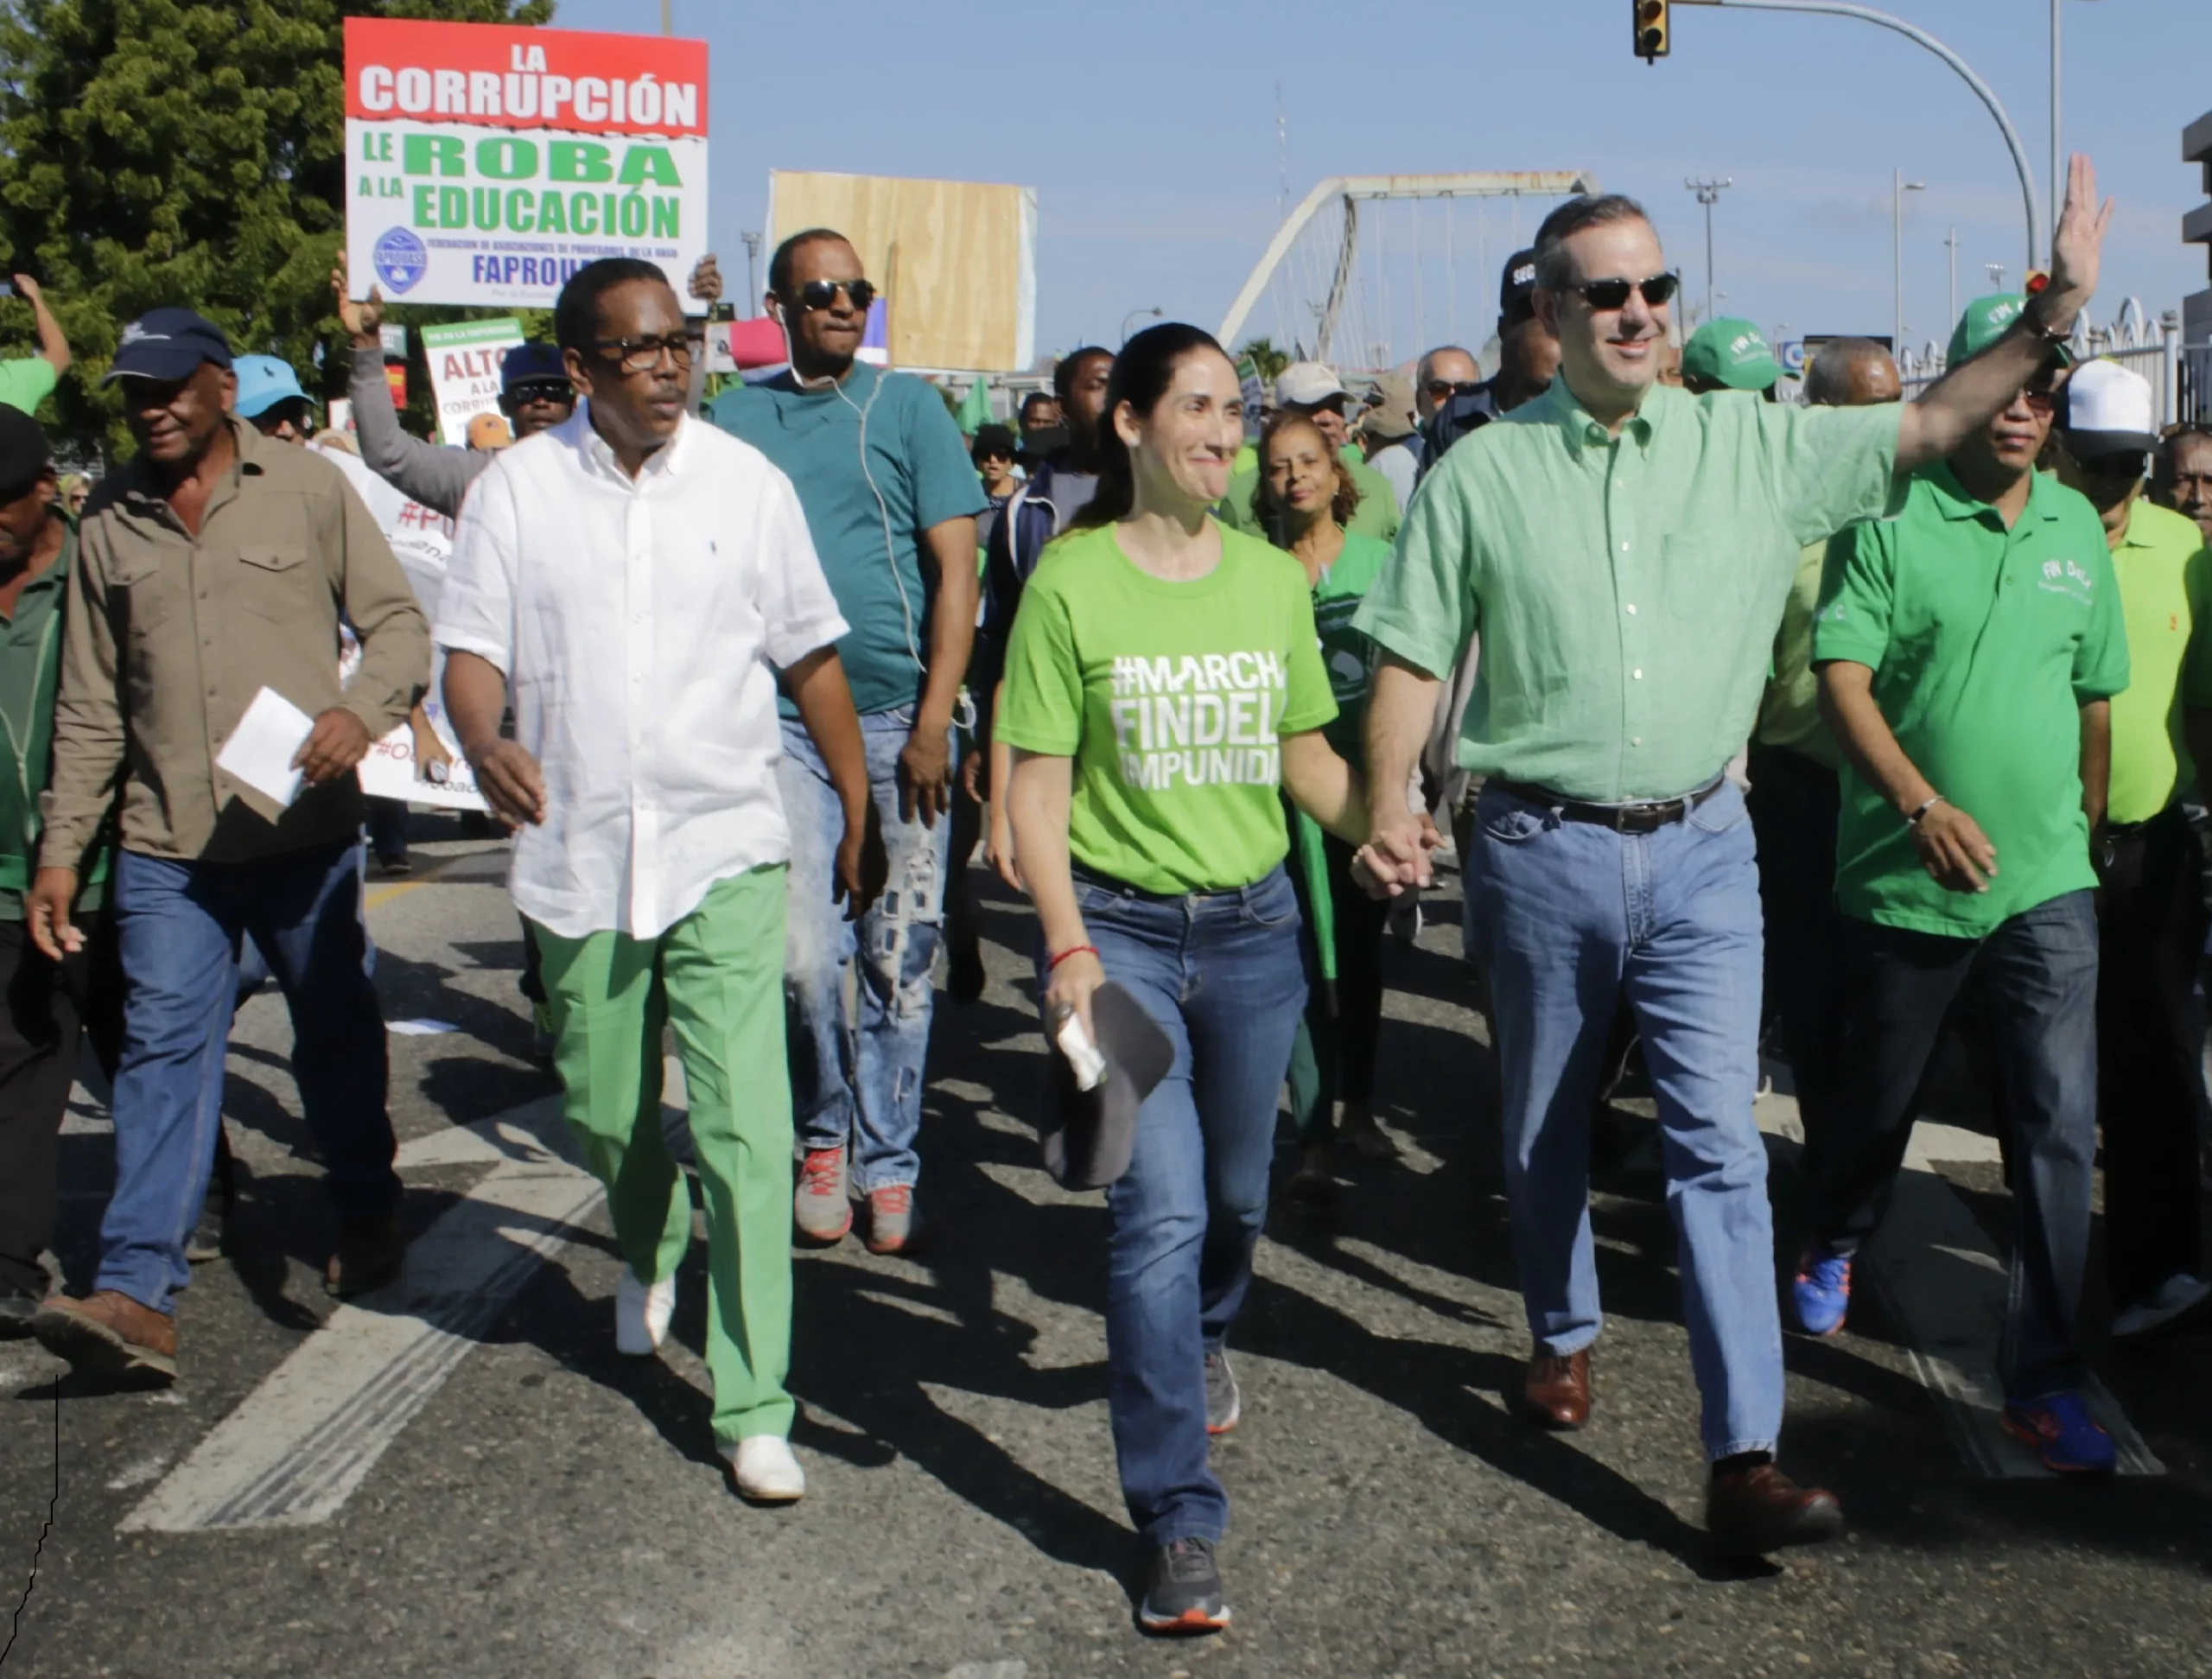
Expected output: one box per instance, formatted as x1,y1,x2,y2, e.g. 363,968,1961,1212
1414,247,1564,485
25,307,429,1383
0,406,123,1336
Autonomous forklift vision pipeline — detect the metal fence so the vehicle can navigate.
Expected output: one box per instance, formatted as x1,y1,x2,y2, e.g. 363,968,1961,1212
1896,296,2201,423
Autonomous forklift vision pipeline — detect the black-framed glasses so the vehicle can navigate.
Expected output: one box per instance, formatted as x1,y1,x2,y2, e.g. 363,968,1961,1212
505,379,575,406
591,334,693,375
1567,273,1680,311
1424,378,1482,402
794,278,878,315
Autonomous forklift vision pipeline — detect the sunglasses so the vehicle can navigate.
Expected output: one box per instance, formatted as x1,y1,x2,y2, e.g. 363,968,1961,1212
1425,379,1482,402
792,278,878,315
591,334,693,375
2021,388,2057,416
506,380,575,405
1566,273,1681,311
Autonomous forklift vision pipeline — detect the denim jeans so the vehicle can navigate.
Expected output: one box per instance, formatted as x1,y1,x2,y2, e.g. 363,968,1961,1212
779,711,954,1195
1467,779,1782,1460
1046,864,1306,1544
1810,891,2100,1397
1745,747,1848,1173
98,840,398,1313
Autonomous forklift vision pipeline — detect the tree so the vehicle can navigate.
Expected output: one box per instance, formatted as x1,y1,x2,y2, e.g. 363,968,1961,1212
1236,336,1290,382
0,0,555,459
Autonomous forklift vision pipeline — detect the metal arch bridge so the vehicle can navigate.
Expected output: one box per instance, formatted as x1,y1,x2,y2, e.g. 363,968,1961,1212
1217,170,1603,362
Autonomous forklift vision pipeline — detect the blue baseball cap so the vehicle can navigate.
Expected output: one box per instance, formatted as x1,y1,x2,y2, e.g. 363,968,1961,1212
500,341,569,394
103,308,233,385
232,354,308,420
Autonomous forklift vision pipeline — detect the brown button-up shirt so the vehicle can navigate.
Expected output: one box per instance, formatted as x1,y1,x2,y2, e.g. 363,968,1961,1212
41,418,430,867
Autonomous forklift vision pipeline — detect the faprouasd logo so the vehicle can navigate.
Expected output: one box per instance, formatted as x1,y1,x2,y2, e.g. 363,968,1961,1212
374,226,428,294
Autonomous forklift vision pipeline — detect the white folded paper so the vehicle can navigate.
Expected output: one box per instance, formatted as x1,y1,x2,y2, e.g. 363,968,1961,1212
215,687,315,809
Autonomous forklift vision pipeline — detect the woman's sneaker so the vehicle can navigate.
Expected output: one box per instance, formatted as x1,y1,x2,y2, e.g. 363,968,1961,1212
1138,1537,1230,1635
793,1148,853,1244
724,1435,806,1504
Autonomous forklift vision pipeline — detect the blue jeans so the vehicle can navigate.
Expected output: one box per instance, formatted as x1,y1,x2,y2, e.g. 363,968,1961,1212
98,841,398,1313
1049,864,1306,1545
1811,891,2100,1396
1468,779,1782,1460
779,711,953,1194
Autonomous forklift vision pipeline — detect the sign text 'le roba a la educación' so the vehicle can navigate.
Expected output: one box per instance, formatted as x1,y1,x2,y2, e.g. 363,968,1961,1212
343,18,708,308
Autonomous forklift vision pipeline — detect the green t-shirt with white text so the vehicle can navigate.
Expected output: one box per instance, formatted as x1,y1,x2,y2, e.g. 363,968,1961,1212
997,522,1337,894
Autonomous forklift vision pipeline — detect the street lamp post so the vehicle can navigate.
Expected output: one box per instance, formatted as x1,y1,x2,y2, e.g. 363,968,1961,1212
1121,307,1164,346
2052,1,2102,258
1945,226,1959,334
1686,178,1732,325
1894,170,1926,357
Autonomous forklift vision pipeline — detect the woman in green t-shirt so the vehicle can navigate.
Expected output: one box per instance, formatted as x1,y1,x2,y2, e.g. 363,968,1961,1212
997,324,1376,1635
1250,411,1399,1202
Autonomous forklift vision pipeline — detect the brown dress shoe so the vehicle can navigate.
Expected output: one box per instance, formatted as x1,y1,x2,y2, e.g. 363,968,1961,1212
1522,1347,1592,1429
1706,1462,1845,1557
324,1212,406,1300
32,1290,177,1384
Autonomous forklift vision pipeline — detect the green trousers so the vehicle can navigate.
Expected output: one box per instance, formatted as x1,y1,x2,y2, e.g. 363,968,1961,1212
531,867,794,1444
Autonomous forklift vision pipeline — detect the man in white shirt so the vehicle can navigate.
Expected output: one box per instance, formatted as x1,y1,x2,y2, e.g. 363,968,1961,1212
437,259,884,1505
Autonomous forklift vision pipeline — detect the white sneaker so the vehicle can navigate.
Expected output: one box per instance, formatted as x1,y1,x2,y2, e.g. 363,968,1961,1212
614,1269,677,1357
2113,1273,2212,1339
725,1434,805,1504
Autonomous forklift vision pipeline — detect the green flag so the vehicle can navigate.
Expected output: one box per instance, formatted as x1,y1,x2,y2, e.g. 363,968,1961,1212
957,377,992,434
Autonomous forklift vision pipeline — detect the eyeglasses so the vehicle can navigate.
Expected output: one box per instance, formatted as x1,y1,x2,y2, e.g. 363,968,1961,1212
591,335,693,375
792,278,878,315
1566,273,1681,311
2021,388,2057,416
505,380,575,406
1425,379,1482,402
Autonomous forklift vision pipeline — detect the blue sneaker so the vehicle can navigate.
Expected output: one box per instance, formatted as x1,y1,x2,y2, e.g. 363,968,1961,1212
1791,1246,1852,1337
2002,1391,2116,1474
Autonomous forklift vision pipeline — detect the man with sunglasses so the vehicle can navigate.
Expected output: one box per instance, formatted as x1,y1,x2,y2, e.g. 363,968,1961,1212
2046,362,2212,1342
1797,304,2134,1475
1357,160,2114,1555
709,228,983,1257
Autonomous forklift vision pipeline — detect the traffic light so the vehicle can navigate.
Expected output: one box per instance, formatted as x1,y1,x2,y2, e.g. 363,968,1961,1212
1635,0,1669,61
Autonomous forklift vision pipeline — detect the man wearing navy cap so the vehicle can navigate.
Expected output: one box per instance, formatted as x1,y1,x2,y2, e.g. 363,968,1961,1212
25,307,429,1384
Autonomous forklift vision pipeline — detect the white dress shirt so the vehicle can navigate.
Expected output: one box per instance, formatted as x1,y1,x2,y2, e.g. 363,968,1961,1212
435,405,849,940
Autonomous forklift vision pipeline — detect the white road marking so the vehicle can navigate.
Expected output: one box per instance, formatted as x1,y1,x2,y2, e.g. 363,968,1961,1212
1758,1093,2162,1478
122,1096,605,1532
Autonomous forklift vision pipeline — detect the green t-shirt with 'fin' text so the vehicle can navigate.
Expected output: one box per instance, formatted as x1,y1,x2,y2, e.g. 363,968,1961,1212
997,522,1337,894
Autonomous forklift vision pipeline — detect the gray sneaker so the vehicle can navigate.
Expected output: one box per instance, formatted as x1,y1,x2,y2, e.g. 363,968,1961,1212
1204,1348,1240,1435
793,1147,853,1244
1138,1537,1231,1634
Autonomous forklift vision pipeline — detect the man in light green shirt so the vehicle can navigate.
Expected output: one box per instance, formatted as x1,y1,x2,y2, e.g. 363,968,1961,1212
1355,161,2115,1555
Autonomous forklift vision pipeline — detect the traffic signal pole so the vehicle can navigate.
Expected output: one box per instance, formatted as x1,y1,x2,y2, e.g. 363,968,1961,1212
1655,0,2043,273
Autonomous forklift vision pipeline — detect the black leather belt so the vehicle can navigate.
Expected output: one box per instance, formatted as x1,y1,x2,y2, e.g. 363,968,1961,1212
1491,776,1728,835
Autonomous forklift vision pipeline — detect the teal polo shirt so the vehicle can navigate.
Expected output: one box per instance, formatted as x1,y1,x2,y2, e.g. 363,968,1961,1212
709,363,985,716
0,525,109,917
1814,464,2129,938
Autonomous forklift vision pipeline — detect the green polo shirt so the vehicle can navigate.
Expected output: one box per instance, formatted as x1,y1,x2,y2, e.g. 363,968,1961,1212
1354,380,1902,801
1217,458,1402,544
0,526,108,918
1814,464,2128,938
2106,499,2212,824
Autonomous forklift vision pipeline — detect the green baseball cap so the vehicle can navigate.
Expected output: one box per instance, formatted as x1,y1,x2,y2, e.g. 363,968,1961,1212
1946,292,2074,368
1681,318,1789,391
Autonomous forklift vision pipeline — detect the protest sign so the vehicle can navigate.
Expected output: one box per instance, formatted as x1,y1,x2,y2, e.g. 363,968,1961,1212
343,18,709,308
421,317,524,446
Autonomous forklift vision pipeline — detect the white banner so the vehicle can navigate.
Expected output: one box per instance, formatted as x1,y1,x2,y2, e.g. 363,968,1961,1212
343,18,709,308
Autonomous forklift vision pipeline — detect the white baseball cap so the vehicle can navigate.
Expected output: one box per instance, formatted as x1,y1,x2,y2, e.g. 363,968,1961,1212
1275,361,1347,408
2058,359,2158,459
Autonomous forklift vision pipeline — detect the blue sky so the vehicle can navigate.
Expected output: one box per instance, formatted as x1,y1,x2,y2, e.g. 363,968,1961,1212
555,0,2208,367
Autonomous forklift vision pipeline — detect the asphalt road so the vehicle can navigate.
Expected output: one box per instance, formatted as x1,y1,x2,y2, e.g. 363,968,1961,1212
1,821,2209,1679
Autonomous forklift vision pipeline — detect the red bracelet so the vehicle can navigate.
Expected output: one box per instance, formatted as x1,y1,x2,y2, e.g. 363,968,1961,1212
1047,944,1099,971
